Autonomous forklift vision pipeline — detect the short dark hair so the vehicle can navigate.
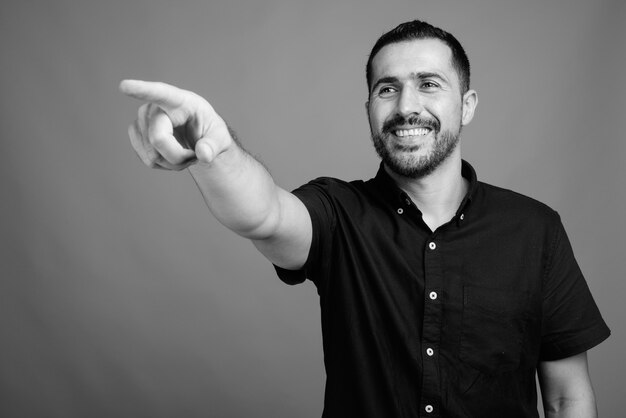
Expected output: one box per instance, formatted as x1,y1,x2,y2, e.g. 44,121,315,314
366,20,471,94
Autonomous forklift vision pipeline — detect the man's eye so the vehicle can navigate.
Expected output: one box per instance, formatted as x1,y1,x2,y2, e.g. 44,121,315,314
378,86,397,97
421,81,439,90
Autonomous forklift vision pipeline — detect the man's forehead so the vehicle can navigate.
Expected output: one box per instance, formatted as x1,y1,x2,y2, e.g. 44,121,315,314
371,38,455,81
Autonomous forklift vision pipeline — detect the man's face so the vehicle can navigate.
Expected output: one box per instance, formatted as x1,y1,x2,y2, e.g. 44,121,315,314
367,38,476,179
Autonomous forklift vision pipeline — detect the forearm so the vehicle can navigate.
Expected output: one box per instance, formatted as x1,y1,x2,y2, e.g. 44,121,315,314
188,141,284,239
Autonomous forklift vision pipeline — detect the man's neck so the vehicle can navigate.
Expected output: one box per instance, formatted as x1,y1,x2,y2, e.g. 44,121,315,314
385,152,468,232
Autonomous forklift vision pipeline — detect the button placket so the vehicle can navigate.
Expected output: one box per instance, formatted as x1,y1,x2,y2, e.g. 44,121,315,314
422,236,442,417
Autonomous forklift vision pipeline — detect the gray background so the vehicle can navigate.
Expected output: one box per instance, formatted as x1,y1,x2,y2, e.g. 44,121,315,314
1,0,624,417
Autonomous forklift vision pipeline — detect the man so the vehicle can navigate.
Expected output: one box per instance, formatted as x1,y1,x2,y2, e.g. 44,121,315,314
120,20,609,418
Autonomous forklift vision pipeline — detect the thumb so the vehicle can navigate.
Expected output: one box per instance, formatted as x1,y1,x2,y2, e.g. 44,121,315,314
195,139,219,163
195,122,234,163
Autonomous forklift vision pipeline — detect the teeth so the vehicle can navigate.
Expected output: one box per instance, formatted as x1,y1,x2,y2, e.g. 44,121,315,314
395,128,430,137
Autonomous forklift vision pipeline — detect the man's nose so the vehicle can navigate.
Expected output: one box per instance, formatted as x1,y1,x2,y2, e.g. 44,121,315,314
397,87,424,117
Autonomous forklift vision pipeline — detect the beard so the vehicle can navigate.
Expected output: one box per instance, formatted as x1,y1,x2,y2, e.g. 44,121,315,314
371,114,461,179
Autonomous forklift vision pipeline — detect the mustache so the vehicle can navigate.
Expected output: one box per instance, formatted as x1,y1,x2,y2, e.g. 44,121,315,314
382,114,440,133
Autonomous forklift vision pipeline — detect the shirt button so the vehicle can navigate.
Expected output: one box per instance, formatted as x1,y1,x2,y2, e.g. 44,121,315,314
429,291,438,300
460,213,465,220
426,348,434,356
397,208,404,215
425,405,434,413
428,242,436,250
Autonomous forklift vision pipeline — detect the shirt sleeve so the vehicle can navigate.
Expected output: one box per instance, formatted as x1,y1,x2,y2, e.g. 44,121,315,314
273,177,339,287
539,215,610,360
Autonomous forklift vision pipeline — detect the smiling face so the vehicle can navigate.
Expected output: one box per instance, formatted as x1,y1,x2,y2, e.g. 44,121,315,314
367,38,477,179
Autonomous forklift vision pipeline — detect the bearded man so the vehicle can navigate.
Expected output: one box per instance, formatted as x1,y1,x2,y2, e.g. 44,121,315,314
121,19,609,418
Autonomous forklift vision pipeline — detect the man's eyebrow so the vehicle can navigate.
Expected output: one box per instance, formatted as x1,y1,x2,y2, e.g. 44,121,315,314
411,71,448,83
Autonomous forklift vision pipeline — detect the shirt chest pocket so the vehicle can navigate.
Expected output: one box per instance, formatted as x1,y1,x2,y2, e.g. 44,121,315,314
459,285,530,375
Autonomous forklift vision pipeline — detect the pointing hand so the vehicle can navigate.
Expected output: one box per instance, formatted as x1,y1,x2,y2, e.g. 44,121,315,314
120,80,232,170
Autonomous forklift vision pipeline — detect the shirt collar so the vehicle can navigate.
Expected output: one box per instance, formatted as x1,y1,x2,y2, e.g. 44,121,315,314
372,160,479,216
459,159,478,212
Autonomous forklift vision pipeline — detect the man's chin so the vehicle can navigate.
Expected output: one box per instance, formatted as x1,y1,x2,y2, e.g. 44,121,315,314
382,156,435,179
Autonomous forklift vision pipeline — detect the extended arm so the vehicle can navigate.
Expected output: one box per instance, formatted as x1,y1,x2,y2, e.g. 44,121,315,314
120,80,311,270
538,352,597,418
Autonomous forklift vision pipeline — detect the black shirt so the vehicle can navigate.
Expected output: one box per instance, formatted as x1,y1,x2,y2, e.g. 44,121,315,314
275,161,610,418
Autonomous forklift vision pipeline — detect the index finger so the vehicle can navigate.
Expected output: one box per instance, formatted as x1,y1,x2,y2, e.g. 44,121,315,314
119,79,186,111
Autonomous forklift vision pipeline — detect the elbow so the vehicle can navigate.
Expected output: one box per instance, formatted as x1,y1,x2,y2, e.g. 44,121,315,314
543,396,597,418
232,207,281,241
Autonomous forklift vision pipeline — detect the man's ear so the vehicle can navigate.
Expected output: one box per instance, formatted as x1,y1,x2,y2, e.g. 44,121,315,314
461,90,478,126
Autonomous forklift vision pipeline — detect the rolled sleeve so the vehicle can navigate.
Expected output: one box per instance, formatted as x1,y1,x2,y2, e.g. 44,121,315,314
274,178,339,287
539,215,610,360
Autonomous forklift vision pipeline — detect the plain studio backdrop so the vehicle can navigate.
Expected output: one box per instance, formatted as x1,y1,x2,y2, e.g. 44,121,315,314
1,0,624,417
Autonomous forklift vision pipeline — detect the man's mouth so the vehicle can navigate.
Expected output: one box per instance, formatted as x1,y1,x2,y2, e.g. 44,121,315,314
394,127,432,137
